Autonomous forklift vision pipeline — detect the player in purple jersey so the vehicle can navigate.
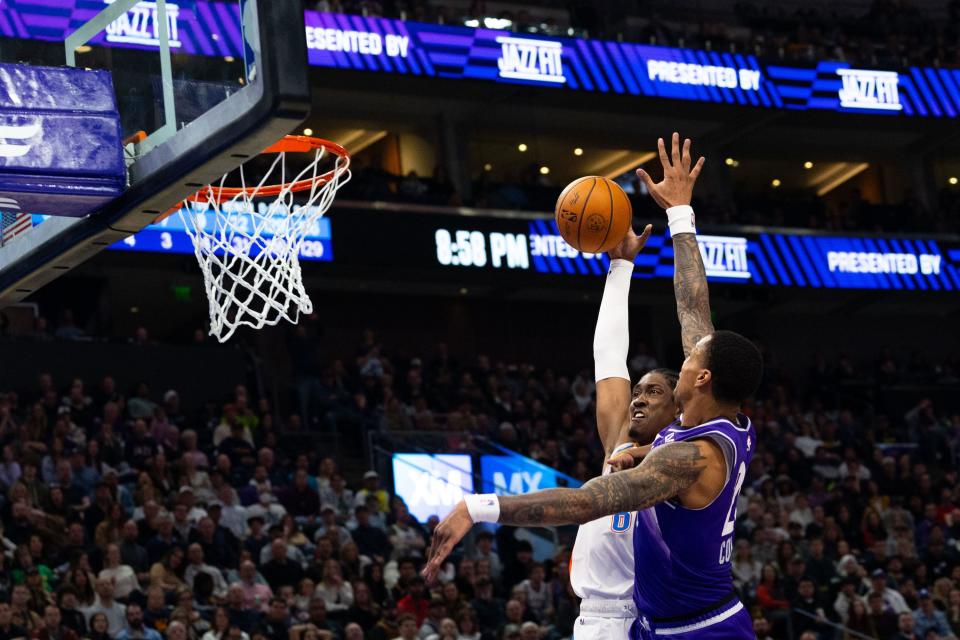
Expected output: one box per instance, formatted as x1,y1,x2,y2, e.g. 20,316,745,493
422,134,762,639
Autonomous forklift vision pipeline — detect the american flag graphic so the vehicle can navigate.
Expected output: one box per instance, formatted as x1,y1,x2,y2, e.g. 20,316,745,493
1,197,33,245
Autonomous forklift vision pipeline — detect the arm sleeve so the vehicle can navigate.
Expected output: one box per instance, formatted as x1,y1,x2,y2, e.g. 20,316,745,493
593,259,634,382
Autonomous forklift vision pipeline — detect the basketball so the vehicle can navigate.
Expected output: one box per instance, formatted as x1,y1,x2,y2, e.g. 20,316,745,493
554,176,633,254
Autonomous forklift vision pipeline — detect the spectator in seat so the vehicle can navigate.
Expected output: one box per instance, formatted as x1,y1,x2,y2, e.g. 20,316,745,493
393,614,418,640
81,579,126,637
165,621,188,640
845,598,878,639
143,587,171,634
388,506,425,562
469,577,503,637
119,520,150,582
304,599,341,639
34,605,79,640
344,582,378,633
833,576,862,623
116,604,162,640
190,518,237,571
891,611,922,640
313,560,352,621
170,588,210,640
518,564,550,623
791,577,839,638
349,505,390,563
396,577,429,627
224,586,259,633
237,562,271,613
280,471,319,526
243,515,270,563
252,599,288,640
467,532,501,583
353,472,387,514
259,541,303,591
320,475,354,521
497,601,525,640
85,613,112,640
149,548,187,597
752,617,774,640
871,569,911,614
0,602,26,640
57,587,87,636
184,544,227,601
99,544,140,602
417,599,446,639
755,564,789,635
200,608,242,640
146,515,181,566
914,589,956,639
312,506,347,546
867,590,899,638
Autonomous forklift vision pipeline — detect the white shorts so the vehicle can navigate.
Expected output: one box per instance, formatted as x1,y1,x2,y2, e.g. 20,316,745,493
574,599,636,640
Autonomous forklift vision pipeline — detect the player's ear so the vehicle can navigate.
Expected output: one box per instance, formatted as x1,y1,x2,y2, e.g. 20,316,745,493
694,368,711,390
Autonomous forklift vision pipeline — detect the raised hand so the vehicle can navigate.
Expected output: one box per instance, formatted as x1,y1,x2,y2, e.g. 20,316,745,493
607,224,653,262
635,132,705,210
421,502,473,583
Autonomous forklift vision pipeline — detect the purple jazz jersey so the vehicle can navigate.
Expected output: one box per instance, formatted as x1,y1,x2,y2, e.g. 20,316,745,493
629,415,755,638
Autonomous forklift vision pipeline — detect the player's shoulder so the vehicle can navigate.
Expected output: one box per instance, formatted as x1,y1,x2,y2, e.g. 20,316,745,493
664,414,753,444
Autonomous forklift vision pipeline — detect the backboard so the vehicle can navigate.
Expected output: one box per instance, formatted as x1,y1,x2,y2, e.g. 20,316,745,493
0,0,311,306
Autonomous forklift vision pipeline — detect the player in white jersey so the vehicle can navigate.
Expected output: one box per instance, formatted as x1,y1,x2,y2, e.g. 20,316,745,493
570,225,679,639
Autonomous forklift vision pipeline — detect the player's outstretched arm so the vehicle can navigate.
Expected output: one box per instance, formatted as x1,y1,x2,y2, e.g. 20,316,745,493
636,132,713,358
594,224,653,455
422,439,721,581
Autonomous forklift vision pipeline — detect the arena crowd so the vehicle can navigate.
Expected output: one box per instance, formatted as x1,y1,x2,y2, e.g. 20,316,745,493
0,325,958,640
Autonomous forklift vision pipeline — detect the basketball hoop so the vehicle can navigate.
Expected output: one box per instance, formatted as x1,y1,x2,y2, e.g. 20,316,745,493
175,135,350,343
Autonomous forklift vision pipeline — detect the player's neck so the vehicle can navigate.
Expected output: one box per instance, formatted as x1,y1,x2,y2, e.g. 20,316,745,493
680,396,739,427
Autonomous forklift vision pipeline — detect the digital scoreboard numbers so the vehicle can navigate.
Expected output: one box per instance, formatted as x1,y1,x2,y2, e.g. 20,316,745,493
434,229,529,269
428,219,960,291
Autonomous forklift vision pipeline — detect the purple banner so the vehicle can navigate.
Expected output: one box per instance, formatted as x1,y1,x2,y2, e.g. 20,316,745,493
0,3,958,118
0,0,242,57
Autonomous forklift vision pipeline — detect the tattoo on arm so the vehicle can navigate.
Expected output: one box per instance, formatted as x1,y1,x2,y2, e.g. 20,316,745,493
672,234,714,357
497,442,708,526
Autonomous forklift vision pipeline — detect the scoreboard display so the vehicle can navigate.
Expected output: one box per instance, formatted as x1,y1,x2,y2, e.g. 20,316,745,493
92,207,960,293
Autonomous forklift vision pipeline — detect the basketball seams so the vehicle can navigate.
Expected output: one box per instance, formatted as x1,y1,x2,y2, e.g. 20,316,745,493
576,177,598,253
595,178,615,253
555,176,589,241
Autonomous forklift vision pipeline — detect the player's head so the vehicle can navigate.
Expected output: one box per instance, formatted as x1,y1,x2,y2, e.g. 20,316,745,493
628,368,679,444
675,331,762,410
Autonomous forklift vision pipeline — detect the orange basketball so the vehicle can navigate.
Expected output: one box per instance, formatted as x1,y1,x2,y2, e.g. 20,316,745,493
554,176,632,254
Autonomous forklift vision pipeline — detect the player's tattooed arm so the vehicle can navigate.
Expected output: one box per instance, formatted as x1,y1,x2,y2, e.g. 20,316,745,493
497,441,708,526
423,440,718,581
672,233,714,358
634,133,711,358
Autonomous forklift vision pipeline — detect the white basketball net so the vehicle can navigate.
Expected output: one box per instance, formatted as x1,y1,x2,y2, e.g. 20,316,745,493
178,146,350,343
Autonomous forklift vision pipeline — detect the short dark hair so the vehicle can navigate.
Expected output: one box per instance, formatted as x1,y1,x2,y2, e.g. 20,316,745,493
647,368,679,389
704,331,763,404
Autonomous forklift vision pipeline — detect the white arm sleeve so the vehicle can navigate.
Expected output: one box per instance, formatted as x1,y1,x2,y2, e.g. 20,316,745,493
593,258,634,382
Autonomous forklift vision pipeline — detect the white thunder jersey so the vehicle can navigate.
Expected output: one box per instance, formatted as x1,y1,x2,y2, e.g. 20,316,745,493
570,441,636,600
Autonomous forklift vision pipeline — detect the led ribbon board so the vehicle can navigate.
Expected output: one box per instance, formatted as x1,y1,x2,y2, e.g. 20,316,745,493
0,3,958,117
505,222,960,291
302,14,958,117
28,208,960,291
